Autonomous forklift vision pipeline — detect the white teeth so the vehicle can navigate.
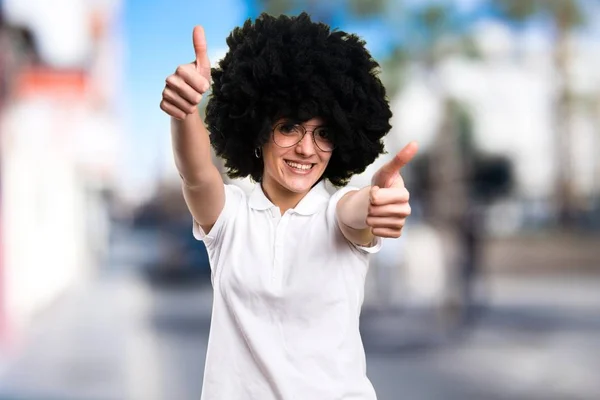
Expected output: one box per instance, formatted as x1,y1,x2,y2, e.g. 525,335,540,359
286,161,313,170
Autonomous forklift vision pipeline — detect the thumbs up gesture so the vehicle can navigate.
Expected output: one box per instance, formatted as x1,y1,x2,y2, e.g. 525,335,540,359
367,141,418,238
160,26,212,120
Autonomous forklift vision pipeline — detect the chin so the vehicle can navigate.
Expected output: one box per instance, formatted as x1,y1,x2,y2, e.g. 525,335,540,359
280,168,324,193
281,177,318,194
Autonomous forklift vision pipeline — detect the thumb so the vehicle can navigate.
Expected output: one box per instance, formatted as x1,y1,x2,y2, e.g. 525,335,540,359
369,186,380,204
380,141,419,174
192,26,211,73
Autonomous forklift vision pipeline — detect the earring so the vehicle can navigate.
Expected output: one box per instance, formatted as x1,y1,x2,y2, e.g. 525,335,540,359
254,147,261,158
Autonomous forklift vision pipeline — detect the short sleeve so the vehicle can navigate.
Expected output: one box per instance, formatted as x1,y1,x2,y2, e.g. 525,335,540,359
192,184,244,246
352,236,382,254
328,186,383,255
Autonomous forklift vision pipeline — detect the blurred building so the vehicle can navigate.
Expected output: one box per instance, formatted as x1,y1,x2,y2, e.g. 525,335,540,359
349,18,600,312
0,0,123,347
388,20,600,235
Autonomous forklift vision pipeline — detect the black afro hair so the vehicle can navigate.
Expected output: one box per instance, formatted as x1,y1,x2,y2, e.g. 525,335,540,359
205,12,392,186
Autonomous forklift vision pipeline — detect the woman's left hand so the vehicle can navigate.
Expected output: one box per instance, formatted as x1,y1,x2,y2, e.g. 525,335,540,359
367,142,418,238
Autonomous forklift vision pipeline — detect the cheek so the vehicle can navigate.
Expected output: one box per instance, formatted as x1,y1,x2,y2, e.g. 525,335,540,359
263,148,286,172
319,154,332,168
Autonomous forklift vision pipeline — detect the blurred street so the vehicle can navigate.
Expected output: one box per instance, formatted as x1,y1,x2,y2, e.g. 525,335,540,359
0,225,598,400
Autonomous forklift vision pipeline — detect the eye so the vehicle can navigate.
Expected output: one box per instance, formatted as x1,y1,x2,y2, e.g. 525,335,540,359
278,123,301,135
314,127,333,140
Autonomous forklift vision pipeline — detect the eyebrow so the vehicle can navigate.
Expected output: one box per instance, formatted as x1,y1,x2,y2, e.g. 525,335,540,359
275,118,329,129
303,124,328,130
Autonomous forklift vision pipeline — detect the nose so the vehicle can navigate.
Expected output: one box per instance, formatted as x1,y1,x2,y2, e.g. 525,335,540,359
295,131,317,156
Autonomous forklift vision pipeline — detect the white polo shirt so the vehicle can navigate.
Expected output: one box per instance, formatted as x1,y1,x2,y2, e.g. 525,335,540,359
193,181,381,400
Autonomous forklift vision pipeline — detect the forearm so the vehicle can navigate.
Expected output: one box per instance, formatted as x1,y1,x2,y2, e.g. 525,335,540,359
336,186,374,246
171,111,215,186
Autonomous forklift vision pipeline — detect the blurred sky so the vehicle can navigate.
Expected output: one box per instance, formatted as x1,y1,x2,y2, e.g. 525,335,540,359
122,0,249,194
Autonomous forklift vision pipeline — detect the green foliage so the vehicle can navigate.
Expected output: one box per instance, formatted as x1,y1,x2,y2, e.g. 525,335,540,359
259,0,297,15
380,45,408,97
494,0,585,30
348,0,387,17
420,4,449,33
495,0,537,22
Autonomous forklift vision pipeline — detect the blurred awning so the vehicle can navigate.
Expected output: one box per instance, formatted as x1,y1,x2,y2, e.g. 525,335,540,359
14,67,88,100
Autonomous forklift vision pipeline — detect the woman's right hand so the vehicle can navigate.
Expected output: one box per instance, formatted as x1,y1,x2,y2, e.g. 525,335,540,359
160,26,212,121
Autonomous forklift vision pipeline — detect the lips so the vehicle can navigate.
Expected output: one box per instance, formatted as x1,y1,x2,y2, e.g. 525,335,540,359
285,160,314,171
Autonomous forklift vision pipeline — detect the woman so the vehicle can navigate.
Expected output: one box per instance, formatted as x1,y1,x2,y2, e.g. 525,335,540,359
160,12,417,400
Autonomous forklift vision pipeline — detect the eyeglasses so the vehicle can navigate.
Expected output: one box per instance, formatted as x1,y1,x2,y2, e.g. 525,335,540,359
272,121,335,152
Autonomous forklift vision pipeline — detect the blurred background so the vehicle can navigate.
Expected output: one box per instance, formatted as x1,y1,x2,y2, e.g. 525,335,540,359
0,0,599,399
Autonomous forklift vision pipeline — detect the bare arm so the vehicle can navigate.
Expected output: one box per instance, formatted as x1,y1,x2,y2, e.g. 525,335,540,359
161,26,224,234
336,187,374,246
172,113,224,234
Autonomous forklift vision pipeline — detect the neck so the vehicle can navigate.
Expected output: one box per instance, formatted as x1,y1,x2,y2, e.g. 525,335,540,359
260,178,308,214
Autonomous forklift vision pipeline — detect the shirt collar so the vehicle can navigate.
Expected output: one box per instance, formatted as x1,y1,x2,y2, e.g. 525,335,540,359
248,181,330,216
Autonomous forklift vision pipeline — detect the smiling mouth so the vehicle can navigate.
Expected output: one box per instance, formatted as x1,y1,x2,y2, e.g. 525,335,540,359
285,160,314,171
